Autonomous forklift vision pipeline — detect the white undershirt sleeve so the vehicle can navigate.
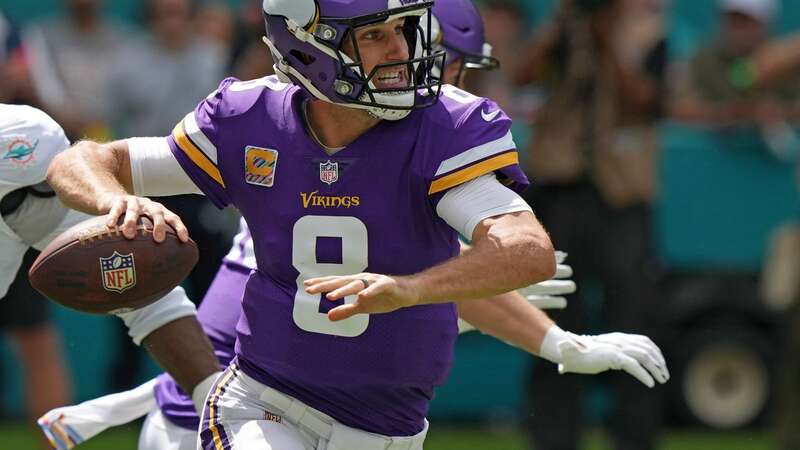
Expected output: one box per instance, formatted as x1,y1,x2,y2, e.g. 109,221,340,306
127,137,203,196
436,173,533,239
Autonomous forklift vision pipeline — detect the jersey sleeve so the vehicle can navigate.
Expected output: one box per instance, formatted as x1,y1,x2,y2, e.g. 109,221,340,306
0,105,70,195
426,93,529,198
166,77,237,209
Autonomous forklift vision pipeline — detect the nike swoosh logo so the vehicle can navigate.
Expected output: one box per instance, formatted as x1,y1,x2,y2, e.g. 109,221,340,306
481,108,500,122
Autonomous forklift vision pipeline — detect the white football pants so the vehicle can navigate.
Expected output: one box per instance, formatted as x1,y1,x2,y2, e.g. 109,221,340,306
139,409,197,450
198,363,428,450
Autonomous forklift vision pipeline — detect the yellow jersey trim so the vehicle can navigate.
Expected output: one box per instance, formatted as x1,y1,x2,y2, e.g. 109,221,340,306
428,151,518,195
172,121,226,188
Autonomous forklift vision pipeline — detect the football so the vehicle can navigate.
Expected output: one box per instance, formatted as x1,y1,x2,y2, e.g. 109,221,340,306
28,215,198,314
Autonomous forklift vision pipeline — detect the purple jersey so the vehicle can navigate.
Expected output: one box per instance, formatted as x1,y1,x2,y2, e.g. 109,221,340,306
153,220,253,430
167,76,527,435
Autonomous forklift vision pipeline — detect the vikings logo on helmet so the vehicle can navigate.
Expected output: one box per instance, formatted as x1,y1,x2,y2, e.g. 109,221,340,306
261,0,445,121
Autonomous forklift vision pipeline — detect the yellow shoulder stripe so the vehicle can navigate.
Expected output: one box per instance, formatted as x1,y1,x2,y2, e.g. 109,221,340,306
172,121,225,188
429,151,518,195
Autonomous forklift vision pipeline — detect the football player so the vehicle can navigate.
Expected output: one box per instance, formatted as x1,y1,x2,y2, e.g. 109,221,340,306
0,104,221,425
46,1,669,448
0,12,74,445
38,218,571,450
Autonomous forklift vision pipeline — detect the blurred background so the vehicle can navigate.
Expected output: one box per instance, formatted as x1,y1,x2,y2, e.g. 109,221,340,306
0,0,798,449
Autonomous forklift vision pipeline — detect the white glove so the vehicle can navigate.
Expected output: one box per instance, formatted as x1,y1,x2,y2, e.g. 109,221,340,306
37,378,158,449
515,266,575,312
517,251,575,310
539,325,670,388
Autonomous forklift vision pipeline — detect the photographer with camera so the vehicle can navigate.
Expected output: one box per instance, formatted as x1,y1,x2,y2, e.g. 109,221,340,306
512,1,668,449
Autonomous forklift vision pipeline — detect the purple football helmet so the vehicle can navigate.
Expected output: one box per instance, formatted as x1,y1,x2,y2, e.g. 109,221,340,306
262,0,445,120
430,0,499,80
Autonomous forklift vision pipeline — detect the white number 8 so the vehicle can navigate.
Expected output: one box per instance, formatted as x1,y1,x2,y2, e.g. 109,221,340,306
292,216,369,337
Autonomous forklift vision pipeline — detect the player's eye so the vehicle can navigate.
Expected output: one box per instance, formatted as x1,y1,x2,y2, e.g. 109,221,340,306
361,29,381,41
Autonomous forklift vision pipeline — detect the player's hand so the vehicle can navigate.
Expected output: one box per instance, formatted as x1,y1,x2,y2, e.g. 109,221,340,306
304,273,421,321
99,193,189,243
540,326,670,388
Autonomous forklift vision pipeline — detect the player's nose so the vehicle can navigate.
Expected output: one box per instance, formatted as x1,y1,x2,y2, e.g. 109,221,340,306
385,30,409,61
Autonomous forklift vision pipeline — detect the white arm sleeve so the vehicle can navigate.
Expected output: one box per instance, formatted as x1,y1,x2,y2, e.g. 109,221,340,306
127,137,202,196
436,174,533,239
0,233,26,299
114,286,197,345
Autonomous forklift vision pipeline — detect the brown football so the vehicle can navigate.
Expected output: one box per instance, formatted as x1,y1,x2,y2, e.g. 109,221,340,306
28,215,198,314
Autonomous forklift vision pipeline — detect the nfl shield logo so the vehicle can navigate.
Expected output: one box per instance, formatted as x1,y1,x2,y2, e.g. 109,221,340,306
100,252,137,293
319,160,338,185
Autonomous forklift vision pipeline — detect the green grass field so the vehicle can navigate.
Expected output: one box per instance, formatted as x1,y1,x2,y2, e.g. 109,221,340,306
2,422,777,450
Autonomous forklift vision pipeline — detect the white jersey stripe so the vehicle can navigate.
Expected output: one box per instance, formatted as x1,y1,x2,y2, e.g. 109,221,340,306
183,112,218,165
433,130,516,177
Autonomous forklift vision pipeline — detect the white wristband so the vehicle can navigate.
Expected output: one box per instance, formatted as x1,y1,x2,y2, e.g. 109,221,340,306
539,324,571,364
115,287,197,345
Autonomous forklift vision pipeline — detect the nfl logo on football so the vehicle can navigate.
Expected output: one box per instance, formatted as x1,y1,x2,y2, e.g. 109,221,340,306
100,251,137,293
319,160,338,185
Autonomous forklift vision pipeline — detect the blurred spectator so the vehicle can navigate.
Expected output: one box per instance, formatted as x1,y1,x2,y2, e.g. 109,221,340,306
471,0,527,111
0,9,34,104
0,9,19,103
670,0,800,162
670,5,800,445
1,12,72,448
103,0,236,391
744,32,800,88
670,0,800,128
470,1,542,171
512,1,667,450
106,0,227,137
22,0,131,140
228,0,274,80
194,2,235,50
